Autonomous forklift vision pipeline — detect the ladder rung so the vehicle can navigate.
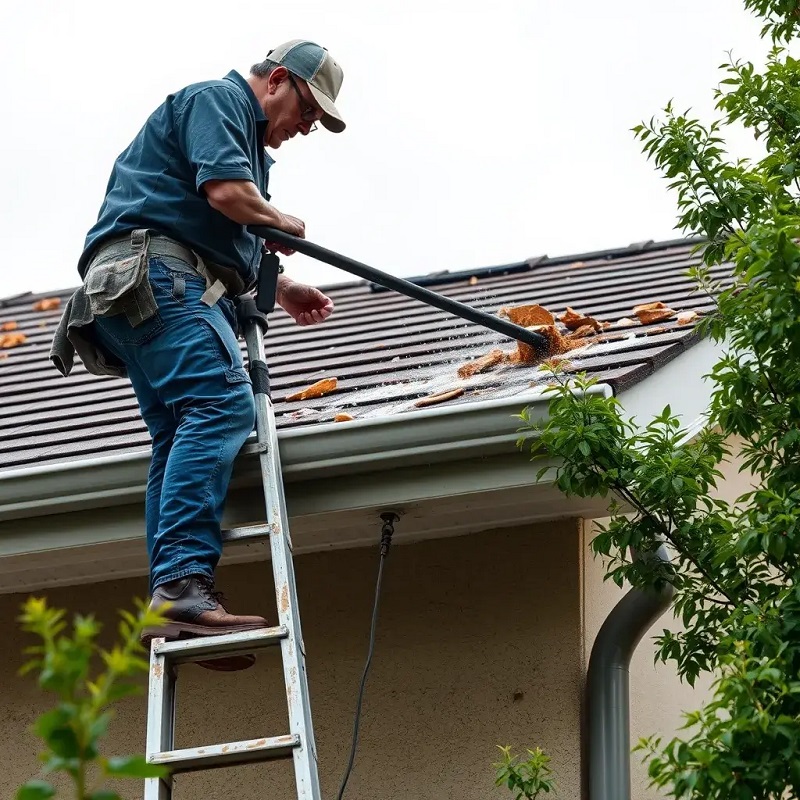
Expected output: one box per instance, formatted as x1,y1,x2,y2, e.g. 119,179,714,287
222,523,271,543
150,734,300,773
240,439,267,455
153,626,288,662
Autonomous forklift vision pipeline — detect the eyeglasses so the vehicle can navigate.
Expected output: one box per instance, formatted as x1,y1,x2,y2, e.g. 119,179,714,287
287,74,320,132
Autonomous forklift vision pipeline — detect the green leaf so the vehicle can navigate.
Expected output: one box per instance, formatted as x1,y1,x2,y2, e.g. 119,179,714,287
48,726,81,759
768,534,787,562
33,707,72,741
16,782,55,800
104,755,167,779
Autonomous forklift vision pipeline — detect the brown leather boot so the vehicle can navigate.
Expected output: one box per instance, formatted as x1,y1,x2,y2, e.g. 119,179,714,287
141,575,269,671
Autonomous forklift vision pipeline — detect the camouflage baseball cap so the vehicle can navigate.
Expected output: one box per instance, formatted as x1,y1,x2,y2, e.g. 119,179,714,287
267,40,345,133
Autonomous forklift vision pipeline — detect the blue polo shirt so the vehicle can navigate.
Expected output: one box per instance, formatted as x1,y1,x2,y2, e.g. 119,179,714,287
79,70,274,286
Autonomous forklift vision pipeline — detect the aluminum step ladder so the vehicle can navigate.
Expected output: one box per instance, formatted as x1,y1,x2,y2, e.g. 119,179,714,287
143,252,321,800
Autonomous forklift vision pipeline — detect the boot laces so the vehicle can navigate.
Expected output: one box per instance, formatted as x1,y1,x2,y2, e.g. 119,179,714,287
196,576,229,611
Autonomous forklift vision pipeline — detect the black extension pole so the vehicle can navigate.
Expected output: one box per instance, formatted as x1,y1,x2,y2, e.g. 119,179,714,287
247,226,549,353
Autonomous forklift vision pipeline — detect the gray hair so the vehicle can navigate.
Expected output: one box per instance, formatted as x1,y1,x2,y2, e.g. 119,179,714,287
250,58,281,78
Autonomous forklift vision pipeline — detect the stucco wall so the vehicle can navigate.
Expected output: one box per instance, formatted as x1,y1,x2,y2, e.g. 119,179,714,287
3,521,583,800
581,439,753,799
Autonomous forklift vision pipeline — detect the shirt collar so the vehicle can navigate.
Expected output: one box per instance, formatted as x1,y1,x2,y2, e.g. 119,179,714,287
223,70,267,125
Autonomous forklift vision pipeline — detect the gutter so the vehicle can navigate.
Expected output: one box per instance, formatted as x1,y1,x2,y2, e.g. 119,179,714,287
0,384,614,522
587,544,675,800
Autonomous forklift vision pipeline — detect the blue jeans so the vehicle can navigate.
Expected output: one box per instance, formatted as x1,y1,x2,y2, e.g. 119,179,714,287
92,256,256,592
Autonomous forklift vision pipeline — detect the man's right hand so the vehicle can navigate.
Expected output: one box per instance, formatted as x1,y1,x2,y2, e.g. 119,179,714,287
266,213,306,256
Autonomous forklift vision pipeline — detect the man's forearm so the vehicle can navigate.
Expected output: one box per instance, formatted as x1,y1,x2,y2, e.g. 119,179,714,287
204,179,286,227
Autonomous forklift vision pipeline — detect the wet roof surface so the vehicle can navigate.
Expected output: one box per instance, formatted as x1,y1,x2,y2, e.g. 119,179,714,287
0,237,722,471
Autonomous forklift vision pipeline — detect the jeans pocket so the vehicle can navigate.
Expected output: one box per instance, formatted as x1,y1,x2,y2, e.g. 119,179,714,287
202,308,252,386
149,257,206,301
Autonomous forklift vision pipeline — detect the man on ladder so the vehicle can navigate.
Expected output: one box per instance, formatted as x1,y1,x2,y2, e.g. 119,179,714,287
51,40,346,671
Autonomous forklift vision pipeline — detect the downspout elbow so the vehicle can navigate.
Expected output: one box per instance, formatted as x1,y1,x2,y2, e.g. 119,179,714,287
587,544,675,800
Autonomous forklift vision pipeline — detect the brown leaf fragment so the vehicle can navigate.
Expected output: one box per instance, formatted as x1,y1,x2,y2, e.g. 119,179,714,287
0,332,27,349
645,326,671,336
334,413,355,422
558,306,600,331
457,348,504,379
285,377,338,402
636,307,676,325
0,353,7,360
615,317,638,327
414,387,465,407
632,301,668,313
677,310,700,325
1,322,18,331
567,324,597,339
569,261,586,269
498,304,565,363
33,297,61,312
500,304,554,327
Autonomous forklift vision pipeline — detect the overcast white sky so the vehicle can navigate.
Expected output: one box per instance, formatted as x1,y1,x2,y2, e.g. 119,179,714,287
0,0,774,298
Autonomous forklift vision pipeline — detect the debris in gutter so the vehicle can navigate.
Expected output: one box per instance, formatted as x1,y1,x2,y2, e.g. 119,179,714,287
33,298,61,311
500,304,566,363
500,304,554,328
469,276,479,285
457,348,504,379
633,301,668,312
285,377,338,402
615,317,637,327
414,387,465,407
1,322,18,331
636,307,676,325
633,301,676,325
567,324,596,339
515,324,570,362
677,310,700,325
0,332,27,348
558,306,602,332
334,413,355,422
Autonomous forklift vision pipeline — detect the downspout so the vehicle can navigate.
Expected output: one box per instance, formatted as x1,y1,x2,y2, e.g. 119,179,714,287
587,544,675,800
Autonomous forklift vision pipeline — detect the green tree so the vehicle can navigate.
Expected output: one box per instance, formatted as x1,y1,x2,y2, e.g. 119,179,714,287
518,3,800,798
16,596,167,800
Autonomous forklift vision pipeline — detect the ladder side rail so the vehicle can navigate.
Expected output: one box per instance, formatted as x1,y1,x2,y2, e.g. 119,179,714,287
144,639,176,800
245,319,322,800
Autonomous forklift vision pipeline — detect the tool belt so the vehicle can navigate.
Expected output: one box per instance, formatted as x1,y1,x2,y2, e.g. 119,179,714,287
94,229,249,306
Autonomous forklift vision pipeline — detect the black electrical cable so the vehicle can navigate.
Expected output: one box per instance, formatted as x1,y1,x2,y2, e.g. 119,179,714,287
336,514,396,800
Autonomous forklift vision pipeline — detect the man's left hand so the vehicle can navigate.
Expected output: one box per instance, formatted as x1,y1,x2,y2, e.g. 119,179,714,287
277,278,334,326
